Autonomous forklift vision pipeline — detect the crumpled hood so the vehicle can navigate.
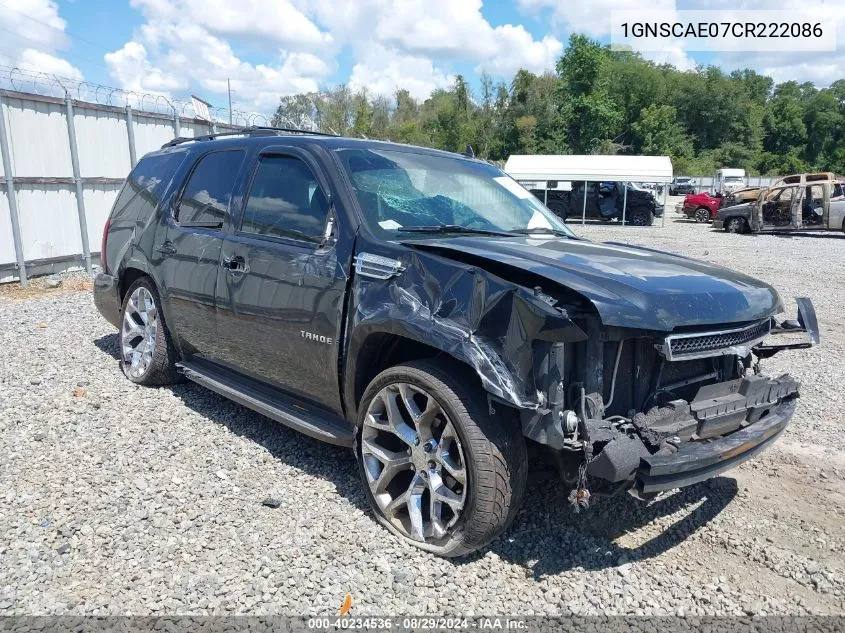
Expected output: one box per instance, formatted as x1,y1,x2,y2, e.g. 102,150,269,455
405,235,781,331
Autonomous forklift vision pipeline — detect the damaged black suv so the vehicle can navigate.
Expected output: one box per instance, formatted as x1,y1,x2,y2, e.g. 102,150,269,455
94,128,819,557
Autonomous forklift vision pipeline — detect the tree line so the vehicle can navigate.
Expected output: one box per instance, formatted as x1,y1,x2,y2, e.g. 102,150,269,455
272,35,845,176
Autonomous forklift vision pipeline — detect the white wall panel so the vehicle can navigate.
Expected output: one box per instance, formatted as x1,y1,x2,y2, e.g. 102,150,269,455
75,106,132,178
83,184,121,253
0,190,13,265
4,97,72,177
16,185,82,261
133,116,177,159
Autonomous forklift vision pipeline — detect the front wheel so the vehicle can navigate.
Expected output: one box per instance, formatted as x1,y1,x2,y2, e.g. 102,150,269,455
725,217,746,234
356,360,527,557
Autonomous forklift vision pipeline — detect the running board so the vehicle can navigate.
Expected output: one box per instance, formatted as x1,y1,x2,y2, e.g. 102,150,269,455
176,359,354,447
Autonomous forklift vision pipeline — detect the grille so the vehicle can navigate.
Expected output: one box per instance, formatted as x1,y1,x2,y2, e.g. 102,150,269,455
664,319,771,360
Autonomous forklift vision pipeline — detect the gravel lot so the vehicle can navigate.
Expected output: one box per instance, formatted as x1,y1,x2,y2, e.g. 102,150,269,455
1,213,843,616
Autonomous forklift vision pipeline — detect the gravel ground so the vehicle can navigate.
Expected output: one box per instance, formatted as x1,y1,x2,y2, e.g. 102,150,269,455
0,216,843,616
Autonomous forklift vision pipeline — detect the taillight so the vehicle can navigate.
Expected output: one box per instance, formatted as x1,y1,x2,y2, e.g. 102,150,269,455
100,217,110,274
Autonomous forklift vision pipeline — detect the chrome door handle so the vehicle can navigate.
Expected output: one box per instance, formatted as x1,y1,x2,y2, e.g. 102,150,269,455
155,241,176,255
222,255,249,274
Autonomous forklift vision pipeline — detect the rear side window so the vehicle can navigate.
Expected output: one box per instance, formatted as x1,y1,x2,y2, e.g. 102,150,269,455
239,155,329,242
111,152,186,221
177,150,245,227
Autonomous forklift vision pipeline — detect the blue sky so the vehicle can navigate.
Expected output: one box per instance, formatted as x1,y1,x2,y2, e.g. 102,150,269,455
0,0,839,117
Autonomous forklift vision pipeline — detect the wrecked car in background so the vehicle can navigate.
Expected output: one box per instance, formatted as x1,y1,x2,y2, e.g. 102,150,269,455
715,179,845,234
94,129,819,557
722,172,836,209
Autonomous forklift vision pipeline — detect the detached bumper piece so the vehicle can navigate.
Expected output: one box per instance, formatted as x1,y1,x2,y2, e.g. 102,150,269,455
635,388,797,495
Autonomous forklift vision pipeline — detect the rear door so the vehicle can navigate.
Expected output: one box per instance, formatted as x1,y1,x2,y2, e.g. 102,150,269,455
214,148,347,413
156,148,247,358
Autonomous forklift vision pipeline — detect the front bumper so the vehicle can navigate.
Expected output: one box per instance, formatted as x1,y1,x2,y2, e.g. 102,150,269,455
712,219,725,229
635,396,795,495
93,272,121,329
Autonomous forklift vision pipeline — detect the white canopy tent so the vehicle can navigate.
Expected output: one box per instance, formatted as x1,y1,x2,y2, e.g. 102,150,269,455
504,154,674,226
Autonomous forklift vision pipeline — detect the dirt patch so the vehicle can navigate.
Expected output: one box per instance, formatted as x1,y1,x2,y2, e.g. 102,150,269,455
0,276,93,301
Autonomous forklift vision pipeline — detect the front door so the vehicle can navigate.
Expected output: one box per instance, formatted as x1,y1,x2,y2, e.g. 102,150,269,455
157,148,247,358
214,150,347,413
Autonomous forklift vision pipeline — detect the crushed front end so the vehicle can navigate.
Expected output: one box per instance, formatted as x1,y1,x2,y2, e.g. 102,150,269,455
522,298,820,499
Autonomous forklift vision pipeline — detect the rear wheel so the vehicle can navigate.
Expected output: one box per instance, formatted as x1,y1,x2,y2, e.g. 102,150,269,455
119,277,180,385
356,360,527,557
725,217,746,234
694,207,710,223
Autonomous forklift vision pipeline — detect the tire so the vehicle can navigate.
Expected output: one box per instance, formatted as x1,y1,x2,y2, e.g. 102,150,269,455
669,188,676,196
355,359,527,557
628,208,654,226
725,217,746,234
119,276,180,386
694,207,711,223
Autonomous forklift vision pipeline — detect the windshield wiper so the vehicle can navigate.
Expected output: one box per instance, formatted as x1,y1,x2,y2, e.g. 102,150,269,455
399,224,516,237
510,227,572,238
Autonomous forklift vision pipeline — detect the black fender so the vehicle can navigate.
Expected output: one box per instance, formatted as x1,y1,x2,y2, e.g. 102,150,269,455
343,247,587,416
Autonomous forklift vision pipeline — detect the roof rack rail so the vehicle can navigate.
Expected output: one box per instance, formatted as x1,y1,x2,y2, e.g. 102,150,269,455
161,125,337,149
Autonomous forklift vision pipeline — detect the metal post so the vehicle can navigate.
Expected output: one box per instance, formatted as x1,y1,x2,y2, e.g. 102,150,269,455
543,183,548,206
0,96,27,286
125,105,137,168
662,185,667,227
173,112,181,138
581,180,587,225
622,182,628,226
65,95,92,275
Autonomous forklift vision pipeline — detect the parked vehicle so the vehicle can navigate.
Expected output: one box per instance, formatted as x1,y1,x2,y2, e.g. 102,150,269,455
681,192,722,222
713,168,746,195
529,180,663,225
669,177,696,196
715,180,845,234
94,128,819,557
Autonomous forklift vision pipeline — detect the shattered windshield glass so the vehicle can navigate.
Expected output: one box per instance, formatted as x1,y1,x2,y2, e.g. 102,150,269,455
335,148,574,238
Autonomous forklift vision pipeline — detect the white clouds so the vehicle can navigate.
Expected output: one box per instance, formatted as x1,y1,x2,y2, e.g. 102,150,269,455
105,1,336,113
0,0,83,79
348,44,453,100
359,0,563,78
17,49,83,80
100,0,565,111
518,0,674,37
103,41,183,94
131,0,332,49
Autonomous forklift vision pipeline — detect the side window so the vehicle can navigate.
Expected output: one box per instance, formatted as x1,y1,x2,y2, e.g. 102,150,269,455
240,155,329,242
833,183,844,198
112,152,186,221
177,150,245,227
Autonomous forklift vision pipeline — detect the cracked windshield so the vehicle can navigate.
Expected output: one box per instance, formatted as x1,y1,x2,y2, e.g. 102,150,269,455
336,148,574,238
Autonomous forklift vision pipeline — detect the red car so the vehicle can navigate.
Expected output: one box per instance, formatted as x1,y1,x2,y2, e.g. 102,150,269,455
681,192,722,222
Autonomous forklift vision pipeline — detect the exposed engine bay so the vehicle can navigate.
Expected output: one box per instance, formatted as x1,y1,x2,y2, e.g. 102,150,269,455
521,298,819,499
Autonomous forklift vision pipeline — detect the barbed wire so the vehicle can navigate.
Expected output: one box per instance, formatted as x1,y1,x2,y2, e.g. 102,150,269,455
0,65,273,127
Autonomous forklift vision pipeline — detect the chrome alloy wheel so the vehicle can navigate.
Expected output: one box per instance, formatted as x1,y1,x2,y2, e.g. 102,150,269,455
361,383,467,543
121,286,158,378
